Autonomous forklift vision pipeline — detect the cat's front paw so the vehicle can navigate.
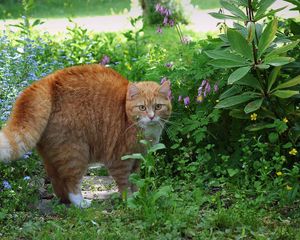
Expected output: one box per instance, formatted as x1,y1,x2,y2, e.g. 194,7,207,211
69,193,92,208
79,199,92,208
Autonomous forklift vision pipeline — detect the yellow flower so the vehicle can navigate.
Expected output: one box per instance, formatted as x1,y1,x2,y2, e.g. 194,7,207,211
216,99,219,103
250,113,257,121
283,117,288,123
286,185,292,191
289,148,298,155
276,171,283,176
197,95,203,102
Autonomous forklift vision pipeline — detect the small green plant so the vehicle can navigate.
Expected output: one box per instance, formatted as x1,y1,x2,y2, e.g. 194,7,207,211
121,141,173,219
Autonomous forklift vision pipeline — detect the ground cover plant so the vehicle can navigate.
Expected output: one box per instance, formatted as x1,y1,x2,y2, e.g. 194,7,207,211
1,0,300,239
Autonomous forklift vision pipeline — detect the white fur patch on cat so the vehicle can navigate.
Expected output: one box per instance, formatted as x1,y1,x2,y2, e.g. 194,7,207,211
14,134,27,157
0,132,12,162
144,124,163,144
68,192,92,208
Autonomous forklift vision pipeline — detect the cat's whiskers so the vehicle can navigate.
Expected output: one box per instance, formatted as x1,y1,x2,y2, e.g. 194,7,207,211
123,121,139,135
160,118,180,126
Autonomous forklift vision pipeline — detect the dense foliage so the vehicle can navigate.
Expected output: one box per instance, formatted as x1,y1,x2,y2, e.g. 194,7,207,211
0,0,299,239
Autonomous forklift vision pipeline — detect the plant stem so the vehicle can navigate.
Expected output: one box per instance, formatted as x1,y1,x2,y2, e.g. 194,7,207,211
247,0,265,93
175,23,184,44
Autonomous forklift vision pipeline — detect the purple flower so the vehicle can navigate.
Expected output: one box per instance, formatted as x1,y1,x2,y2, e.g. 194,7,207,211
178,95,182,102
164,9,172,16
165,62,173,68
214,83,219,93
160,77,167,85
157,26,163,34
155,4,171,16
201,80,208,87
198,80,207,96
157,5,165,15
23,176,31,181
163,16,169,26
155,3,161,12
183,96,190,106
169,19,175,27
100,55,110,65
204,82,211,97
2,180,11,189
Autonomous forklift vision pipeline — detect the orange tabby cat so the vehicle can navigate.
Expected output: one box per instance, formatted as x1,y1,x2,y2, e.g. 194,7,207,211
0,64,172,208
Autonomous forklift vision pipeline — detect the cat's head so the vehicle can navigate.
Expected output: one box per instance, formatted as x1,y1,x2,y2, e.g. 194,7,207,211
126,81,172,128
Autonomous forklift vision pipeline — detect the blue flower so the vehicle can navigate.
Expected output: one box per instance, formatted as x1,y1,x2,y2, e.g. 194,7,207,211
2,180,12,189
23,176,31,181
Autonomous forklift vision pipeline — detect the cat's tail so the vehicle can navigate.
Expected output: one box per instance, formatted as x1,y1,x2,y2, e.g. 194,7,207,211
0,78,52,162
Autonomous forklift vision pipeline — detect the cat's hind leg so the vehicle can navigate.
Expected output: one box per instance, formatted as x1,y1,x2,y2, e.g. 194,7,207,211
40,145,91,208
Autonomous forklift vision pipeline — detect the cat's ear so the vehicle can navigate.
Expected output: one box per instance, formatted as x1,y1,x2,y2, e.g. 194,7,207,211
128,83,140,99
159,80,171,98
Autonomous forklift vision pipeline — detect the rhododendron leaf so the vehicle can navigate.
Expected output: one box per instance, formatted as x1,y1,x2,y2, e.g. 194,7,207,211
244,98,263,114
228,66,251,84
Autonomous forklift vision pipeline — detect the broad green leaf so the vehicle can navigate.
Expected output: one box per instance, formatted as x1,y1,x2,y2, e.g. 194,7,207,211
229,109,249,119
257,64,270,69
264,57,294,66
235,73,263,91
265,40,300,58
149,143,166,153
205,50,248,63
219,85,242,100
227,168,239,177
272,90,299,98
283,142,293,149
209,59,249,68
220,0,248,20
244,98,263,114
246,122,275,131
254,0,276,20
215,94,257,108
152,185,172,202
234,0,248,7
227,28,253,60
275,75,300,89
258,19,278,58
255,7,286,22
121,153,145,161
267,66,281,92
209,12,240,20
228,66,251,84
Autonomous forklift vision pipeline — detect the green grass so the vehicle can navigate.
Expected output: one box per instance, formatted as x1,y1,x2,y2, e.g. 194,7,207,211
0,0,222,20
143,25,211,53
0,0,131,19
191,0,221,9
1,187,299,239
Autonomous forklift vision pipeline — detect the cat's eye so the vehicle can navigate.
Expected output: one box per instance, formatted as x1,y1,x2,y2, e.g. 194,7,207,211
138,105,146,111
155,104,162,110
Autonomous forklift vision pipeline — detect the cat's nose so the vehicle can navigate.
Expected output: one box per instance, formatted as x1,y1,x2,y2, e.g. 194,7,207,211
148,111,155,120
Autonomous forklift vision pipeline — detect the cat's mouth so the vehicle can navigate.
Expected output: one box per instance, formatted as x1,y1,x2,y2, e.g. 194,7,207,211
138,117,162,128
